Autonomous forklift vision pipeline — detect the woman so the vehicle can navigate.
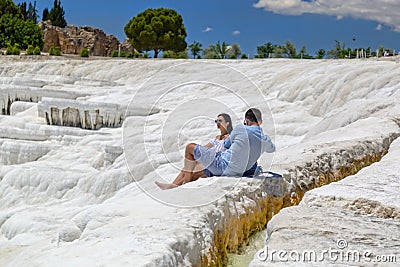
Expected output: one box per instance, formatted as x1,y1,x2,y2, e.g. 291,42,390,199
205,113,233,152
155,113,233,190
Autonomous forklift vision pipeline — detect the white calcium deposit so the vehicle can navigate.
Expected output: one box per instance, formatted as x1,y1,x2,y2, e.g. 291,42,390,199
0,57,399,266
250,138,400,267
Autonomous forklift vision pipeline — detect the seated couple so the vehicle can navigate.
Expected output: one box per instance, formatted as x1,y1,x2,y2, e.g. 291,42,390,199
155,108,276,190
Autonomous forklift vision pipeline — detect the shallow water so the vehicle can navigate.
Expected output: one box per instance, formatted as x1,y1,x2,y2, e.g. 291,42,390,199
228,230,266,266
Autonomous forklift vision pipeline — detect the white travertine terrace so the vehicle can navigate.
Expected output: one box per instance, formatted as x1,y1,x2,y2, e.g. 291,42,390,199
250,138,400,266
0,57,399,266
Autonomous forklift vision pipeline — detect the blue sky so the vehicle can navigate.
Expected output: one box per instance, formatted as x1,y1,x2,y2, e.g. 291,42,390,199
14,0,400,56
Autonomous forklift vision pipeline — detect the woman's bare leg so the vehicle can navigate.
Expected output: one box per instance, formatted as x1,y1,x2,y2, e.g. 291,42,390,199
180,143,197,184
156,143,202,190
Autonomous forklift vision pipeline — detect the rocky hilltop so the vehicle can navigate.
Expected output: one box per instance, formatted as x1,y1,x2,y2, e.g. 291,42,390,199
38,21,134,56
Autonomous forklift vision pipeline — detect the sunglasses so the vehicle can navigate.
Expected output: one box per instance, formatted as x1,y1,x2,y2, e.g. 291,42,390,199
215,119,225,124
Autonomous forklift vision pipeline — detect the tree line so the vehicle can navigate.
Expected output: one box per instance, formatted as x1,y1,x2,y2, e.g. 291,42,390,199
124,8,396,59
17,0,67,27
0,0,42,51
1,4,396,59
0,0,67,53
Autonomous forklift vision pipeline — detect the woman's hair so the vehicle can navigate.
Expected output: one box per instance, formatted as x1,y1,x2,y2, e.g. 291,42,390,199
218,113,233,134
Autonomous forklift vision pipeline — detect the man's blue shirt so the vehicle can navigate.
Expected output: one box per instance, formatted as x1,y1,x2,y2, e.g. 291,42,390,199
220,125,275,176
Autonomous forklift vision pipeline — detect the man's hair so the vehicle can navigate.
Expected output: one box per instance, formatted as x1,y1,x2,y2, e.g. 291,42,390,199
245,108,262,123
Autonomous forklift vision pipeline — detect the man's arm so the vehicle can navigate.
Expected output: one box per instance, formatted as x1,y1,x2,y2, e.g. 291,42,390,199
224,136,232,149
263,135,276,153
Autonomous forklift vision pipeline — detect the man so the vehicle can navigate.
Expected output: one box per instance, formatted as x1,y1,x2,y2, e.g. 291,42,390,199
155,108,275,189
221,108,275,176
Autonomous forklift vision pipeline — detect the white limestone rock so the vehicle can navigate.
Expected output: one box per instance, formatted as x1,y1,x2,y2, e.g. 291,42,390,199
250,139,400,267
9,101,36,116
0,58,400,266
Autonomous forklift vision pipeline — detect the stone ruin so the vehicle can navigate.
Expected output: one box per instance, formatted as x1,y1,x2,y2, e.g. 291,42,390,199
38,21,134,57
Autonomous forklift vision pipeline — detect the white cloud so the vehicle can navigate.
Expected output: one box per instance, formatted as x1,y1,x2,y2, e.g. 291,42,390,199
202,27,213,33
253,0,400,32
376,24,382,31
232,30,241,35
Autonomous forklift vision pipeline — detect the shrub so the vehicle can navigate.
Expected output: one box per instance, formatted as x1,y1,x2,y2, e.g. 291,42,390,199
241,54,248,59
5,44,18,55
127,52,133,58
49,47,55,55
143,53,149,58
162,51,171,58
26,45,34,55
162,50,188,59
119,51,126,57
134,52,140,58
6,44,13,55
111,50,118,57
80,48,89,57
33,46,41,55
196,55,201,59
230,54,236,59
54,46,61,56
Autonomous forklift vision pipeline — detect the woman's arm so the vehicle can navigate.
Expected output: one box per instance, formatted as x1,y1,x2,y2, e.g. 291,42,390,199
204,142,214,148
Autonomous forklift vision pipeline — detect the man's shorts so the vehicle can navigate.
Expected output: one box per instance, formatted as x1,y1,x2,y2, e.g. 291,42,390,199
194,145,227,177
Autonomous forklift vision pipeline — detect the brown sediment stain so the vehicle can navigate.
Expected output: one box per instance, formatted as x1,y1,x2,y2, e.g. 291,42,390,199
200,195,285,267
199,134,398,267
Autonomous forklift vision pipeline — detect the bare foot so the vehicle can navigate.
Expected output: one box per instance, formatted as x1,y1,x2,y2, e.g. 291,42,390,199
155,181,178,190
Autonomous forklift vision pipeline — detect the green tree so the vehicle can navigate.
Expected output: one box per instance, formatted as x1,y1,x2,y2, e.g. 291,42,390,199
27,1,38,24
299,45,306,57
1,0,22,17
42,7,49,21
0,13,43,49
203,45,218,59
214,41,230,59
48,0,67,27
188,41,202,59
16,1,38,23
18,2,27,19
285,40,296,58
316,48,326,59
327,40,346,59
257,42,274,58
273,44,285,58
124,8,187,58
228,43,241,59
